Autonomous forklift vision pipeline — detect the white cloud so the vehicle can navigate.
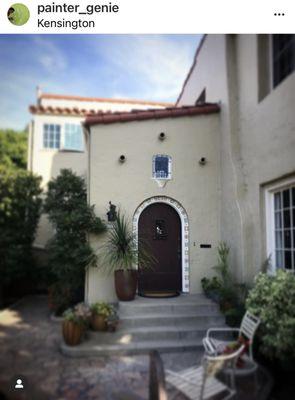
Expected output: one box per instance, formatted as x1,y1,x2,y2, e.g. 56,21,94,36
32,36,67,73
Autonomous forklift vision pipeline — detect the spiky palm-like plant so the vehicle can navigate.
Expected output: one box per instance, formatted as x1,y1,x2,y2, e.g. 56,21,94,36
102,211,154,272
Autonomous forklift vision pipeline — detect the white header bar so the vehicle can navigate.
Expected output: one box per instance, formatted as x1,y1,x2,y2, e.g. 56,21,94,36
0,0,294,34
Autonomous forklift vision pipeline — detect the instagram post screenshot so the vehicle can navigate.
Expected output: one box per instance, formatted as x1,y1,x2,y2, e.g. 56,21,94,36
0,1,294,399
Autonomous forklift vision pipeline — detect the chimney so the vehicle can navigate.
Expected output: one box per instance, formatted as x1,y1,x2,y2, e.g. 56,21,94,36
36,86,42,105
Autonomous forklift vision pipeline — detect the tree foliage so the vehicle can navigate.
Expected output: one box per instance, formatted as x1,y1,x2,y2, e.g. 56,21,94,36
44,169,106,290
0,168,42,284
0,129,27,170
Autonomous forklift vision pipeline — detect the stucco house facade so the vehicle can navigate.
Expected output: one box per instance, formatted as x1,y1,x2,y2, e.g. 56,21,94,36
28,91,171,247
28,34,295,304
83,34,295,303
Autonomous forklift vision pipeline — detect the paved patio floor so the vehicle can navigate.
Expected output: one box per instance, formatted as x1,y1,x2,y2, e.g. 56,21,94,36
0,296,272,400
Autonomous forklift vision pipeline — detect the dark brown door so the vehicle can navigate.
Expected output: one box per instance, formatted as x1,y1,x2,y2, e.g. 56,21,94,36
138,203,182,294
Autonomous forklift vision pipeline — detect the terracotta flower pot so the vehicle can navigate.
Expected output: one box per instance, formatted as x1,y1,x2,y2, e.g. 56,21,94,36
114,269,138,301
91,314,107,331
62,320,83,346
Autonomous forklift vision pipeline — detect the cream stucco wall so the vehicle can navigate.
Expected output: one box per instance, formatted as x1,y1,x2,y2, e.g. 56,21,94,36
30,96,168,247
30,114,87,247
86,113,221,303
178,34,295,282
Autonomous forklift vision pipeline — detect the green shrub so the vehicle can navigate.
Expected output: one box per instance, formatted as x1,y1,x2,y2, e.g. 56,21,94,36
0,168,42,286
44,169,106,310
246,270,295,361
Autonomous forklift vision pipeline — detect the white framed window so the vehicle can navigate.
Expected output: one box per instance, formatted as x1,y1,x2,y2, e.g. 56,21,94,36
64,124,83,151
43,123,84,151
152,155,172,180
266,179,295,272
43,124,61,149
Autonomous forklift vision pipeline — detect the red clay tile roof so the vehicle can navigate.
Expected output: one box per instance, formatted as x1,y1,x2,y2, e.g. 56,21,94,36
40,93,173,107
84,103,220,127
29,105,101,116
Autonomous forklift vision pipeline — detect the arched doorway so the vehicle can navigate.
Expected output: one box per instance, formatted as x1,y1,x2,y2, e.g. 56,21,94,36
138,203,182,296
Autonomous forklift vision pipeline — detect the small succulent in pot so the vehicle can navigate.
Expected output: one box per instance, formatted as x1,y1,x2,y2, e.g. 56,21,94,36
90,302,116,331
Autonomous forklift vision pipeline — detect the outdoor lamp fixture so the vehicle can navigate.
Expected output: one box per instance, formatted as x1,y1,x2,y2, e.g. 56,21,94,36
199,157,207,166
119,155,126,163
158,132,166,141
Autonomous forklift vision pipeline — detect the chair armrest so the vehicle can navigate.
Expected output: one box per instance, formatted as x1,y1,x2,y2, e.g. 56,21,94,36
205,344,245,363
207,327,240,339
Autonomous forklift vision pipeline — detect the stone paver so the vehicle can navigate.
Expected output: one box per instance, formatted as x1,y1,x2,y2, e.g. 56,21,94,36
0,296,185,400
0,296,271,400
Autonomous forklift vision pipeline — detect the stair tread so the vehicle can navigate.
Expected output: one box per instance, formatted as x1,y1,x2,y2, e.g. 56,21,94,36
62,338,203,351
120,312,223,319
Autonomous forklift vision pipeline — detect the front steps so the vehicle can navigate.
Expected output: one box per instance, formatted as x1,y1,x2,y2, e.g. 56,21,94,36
61,294,225,357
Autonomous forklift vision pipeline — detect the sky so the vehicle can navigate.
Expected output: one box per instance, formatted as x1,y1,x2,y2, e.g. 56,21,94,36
0,35,201,130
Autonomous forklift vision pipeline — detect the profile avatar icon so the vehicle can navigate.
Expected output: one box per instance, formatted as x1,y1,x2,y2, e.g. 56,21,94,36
7,3,30,26
15,379,24,389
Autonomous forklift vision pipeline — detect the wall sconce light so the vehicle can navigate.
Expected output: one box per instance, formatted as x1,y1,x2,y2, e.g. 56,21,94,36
119,155,126,163
158,132,166,141
199,157,207,166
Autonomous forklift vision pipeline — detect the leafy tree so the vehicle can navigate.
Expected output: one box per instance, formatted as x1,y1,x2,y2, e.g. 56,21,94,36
44,169,106,312
0,129,27,170
0,167,42,302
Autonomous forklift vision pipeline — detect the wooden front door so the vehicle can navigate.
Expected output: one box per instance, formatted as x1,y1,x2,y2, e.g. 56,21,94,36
138,203,182,294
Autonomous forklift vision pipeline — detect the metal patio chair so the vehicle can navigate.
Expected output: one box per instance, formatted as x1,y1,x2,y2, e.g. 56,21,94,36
203,311,261,391
203,311,260,360
165,344,245,400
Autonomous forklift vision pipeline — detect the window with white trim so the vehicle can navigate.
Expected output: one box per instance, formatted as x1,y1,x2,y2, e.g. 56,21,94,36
64,124,83,151
273,185,295,270
43,124,61,149
152,155,172,179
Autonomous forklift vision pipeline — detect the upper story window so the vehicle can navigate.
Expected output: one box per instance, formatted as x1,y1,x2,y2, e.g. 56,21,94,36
43,123,83,151
272,35,295,88
258,34,294,101
152,155,172,179
64,124,83,151
43,124,61,149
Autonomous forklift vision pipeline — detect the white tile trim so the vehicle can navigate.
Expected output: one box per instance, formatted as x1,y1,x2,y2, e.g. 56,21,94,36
133,196,190,292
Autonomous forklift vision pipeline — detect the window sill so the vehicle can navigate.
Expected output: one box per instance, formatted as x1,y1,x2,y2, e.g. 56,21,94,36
151,177,172,188
59,148,84,153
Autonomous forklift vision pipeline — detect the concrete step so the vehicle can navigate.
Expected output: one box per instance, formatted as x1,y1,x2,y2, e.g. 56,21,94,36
61,294,225,357
119,303,219,316
120,313,224,329
61,337,204,357
88,325,214,342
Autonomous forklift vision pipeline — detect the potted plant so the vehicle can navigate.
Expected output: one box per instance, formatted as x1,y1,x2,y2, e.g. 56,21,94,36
62,305,90,346
101,211,154,301
107,311,120,332
90,302,115,331
201,276,222,302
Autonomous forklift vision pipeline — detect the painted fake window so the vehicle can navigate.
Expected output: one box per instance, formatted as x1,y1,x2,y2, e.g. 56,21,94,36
43,124,61,149
64,124,83,151
274,186,295,270
152,155,172,179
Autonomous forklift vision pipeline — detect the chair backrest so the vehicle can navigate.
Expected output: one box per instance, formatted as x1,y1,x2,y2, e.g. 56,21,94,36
149,351,167,400
239,311,260,341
